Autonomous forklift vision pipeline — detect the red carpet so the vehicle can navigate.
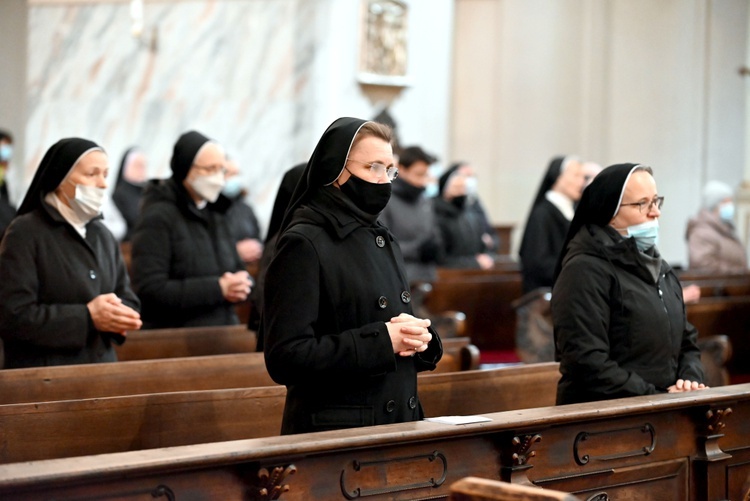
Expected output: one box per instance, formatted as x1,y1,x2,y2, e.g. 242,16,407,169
479,350,521,365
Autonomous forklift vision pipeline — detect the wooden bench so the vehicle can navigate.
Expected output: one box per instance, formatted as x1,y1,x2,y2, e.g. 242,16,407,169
115,324,258,361
0,363,560,464
0,337,481,405
1,383,747,500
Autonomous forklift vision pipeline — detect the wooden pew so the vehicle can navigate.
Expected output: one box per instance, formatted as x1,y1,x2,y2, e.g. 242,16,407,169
449,477,581,501
1,383,748,500
115,324,257,361
687,296,750,382
0,337,481,405
0,363,561,464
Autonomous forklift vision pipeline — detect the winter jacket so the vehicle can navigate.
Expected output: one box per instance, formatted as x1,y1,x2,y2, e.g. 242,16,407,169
686,209,747,274
379,179,444,283
131,178,245,328
262,188,443,435
552,224,704,404
0,203,139,368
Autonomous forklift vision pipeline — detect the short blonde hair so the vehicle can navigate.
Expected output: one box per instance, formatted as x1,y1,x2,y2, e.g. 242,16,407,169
352,122,393,149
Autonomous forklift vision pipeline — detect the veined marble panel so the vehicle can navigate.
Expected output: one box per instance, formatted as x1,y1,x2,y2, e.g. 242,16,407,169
26,0,320,234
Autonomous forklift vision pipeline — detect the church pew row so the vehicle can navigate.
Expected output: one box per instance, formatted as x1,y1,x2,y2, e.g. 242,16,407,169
449,477,581,501
0,337,480,405
687,296,750,381
0,362,561,464
0,383,747,500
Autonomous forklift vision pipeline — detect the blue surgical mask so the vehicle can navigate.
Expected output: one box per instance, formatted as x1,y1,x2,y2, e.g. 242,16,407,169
0,144,12,163
222,177,243,198
626,219,659,251
424,182,438,198
719,202,735,223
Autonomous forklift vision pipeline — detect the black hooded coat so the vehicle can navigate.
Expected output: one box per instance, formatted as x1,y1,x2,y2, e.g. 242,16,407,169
261,117,442,435
0,138,140,368
130,131,245,328
551,163,704,404
112,147,144,242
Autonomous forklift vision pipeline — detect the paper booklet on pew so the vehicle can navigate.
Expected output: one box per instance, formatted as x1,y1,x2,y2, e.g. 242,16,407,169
423,415,492,425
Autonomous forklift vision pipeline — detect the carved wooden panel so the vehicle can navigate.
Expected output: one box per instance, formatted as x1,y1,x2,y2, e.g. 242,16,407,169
727,447,750,500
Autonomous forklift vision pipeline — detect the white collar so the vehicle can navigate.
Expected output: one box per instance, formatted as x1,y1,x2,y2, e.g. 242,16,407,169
545,190,575,221
44,191,88,238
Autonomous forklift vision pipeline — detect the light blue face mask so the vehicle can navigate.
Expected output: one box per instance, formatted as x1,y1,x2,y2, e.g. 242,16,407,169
0,144,12,163
627,219,659,251
424,182,438,198
719,202,735,223
221,178,243,198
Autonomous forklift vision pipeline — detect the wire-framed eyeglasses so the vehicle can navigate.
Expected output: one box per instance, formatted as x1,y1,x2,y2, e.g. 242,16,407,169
346,158,399,181
192,163,227,175
620,196,664,213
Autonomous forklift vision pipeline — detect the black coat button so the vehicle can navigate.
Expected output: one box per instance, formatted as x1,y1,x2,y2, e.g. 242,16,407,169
408,396,417,409
400,291,411,303
376,236,385,248
385,400,396,413
378,296,388,309
89,270,96,279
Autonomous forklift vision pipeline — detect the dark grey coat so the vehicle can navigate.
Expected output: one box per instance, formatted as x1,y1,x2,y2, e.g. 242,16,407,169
131,178,245,328
0,203,139,368
552,224,704,404
262,188,443,435
433,197,488,268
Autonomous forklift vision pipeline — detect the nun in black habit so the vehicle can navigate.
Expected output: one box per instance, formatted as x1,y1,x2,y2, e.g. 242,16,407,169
262,117,443,435
112,146,147,241
518,155,585,293
552,163,705,405
0,138,142,368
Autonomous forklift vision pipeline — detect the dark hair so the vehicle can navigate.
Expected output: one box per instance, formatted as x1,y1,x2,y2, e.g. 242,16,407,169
0,129,13,143
397,146,437,169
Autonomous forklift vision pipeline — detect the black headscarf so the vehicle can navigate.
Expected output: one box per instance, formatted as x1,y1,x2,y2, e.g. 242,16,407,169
265,163,306,242
529,155,581,209
17,138,102,216
277,117,368,235
553,162,642,281
438,163,462,196
170,131,211,182
115,147,138,187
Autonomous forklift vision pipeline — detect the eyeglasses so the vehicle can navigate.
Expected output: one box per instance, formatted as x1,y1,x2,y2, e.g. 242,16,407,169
346,158,399,181
620,196,664,214
192,163,227,175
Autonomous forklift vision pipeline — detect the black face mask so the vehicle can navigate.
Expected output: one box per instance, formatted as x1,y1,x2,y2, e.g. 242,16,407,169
451,195,468,209
394,177,425,203
340,172,392,215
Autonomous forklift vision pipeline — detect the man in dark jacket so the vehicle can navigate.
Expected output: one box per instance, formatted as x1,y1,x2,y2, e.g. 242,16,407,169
379,145,443,283
131,131,251,328
552,163,705,405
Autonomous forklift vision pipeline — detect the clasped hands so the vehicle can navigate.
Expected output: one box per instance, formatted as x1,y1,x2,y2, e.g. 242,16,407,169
219,270,253,303
386,313,432,357
87,293,142,335
667,379,709,393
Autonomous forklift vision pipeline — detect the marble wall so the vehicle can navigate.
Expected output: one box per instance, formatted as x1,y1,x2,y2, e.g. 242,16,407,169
18,0,455,233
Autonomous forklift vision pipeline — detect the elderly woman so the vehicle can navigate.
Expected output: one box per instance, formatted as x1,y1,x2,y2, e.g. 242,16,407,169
552,163,706,405
686,180,747,274
519,155,586,293
0,138,142,368
131,131,251,328
262,117,443,435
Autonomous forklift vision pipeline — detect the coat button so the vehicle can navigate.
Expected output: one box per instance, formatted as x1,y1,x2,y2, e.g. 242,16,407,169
376,235,385,248
408,396,417,409
378,296,388,309
89,270,96,279
385,400,396,413
400,291,411,303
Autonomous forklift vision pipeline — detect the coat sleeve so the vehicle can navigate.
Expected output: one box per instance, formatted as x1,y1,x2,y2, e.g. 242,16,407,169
671,276,705,382
131,207,225,310
687,225,718,271
552,256,658,397
262,231,398,386
0,220,92,349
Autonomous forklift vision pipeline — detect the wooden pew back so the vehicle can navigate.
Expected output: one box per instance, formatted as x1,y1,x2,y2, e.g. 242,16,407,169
0,363,561,464
0,337,479,405
115,325,257,361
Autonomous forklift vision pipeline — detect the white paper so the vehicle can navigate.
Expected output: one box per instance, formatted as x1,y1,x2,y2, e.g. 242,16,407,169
423,415,492,425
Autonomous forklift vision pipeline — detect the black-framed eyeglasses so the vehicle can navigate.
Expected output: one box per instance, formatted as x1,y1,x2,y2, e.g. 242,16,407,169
620,196,664,214
192,163,227,175
346,158,399,181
